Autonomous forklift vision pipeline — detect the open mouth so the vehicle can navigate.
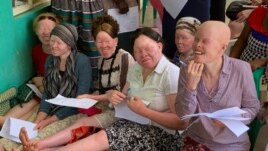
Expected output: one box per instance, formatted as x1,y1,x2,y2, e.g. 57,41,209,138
194,51,204,55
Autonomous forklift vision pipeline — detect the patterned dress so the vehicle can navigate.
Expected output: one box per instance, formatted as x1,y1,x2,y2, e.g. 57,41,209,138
51,0,104,82
94,48,134,128
240,6,268,84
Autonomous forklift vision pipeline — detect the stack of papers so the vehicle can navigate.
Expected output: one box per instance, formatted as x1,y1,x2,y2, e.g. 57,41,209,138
115,100,150,125
45,95,97,109
0,118,38,143
181,107,251,137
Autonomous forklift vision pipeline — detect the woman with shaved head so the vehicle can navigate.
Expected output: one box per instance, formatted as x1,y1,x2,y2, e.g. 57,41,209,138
176,21,260,151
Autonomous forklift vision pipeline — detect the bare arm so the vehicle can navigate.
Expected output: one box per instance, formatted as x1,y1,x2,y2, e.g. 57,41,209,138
229,23,250,58
128,94,188,130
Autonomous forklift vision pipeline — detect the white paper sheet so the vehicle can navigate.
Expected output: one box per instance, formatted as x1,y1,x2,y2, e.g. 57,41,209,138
160,0,188,19
45,94,97,109
26,84,42,98
0,117,38,143
181,107,251,137
108,6,139,33
115,100,150,124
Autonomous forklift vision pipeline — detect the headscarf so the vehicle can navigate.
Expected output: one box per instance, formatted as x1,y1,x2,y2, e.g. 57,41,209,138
50,23,78,50
44,23,78,99
176,17,201,35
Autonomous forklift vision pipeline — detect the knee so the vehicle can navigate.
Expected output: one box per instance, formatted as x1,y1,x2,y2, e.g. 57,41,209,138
92,130,109,148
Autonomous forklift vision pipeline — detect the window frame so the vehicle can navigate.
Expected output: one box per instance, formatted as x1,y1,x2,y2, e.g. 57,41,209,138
13,0,51,16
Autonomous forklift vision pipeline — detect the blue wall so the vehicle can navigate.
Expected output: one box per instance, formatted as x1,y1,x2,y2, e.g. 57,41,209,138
0,1,50,92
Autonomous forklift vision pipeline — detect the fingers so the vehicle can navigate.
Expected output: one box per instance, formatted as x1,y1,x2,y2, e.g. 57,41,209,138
106,90,126,105
34,123,41,131
35,119,51,131
76,94,87,99
185,61,203,91
198,64,204,76
235,14,246,23
187,61,203,76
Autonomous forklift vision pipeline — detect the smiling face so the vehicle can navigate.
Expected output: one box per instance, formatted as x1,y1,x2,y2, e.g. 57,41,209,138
49,35,71,57
192,21,230,64
175,29,195,55
36,19,57,45
133,35,163,70
95,31,118,58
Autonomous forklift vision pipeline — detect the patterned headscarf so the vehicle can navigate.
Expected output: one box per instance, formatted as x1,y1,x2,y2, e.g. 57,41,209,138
176,17,201,35
50,23,78,50
44,23,78,99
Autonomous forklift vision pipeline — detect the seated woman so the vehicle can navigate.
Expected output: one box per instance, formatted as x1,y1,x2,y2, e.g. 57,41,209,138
74,14,135,128
0,23,92,151
33,23,92,130
172,16,201,67
19,27,187,151
176,21,260,150
0,12,60,127
13,15,134,150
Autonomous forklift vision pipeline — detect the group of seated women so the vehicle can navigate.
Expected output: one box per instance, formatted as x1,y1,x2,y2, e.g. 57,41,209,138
0,2,266,149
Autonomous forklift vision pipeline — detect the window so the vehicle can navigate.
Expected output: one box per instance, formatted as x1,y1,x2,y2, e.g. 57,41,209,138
12,0,51,16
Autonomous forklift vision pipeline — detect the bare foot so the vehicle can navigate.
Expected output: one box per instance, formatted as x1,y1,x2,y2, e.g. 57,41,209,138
19,127,39,151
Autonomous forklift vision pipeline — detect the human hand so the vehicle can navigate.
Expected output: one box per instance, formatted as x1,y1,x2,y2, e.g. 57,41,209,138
185,60,204,91
235,9,253,23
34,119,47,130
32,76,43,87
38,85,44,93
249,58,266,71
34,116,58,130
76,94,89,99
106,90,126,105
127,97,147,116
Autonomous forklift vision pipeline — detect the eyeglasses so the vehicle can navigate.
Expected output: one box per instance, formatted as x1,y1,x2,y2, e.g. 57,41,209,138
37,15,57,22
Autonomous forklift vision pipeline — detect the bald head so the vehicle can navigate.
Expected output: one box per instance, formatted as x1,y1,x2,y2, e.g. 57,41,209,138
198,21,231,47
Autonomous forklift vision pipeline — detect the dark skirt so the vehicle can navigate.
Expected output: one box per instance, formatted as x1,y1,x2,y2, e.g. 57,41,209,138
105,119,182,151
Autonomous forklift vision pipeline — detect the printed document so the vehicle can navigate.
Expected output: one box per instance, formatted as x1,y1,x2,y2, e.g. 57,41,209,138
45,94,97,109
115,100,150,124
0,117,37,143
182,107,251,137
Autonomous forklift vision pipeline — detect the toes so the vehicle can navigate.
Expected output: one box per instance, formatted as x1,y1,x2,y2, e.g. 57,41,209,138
19,127,30,145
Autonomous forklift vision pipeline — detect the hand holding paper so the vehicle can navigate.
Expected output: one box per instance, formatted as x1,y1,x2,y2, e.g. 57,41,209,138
45,94,97,109
181,107,251,137
115,99,150,125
